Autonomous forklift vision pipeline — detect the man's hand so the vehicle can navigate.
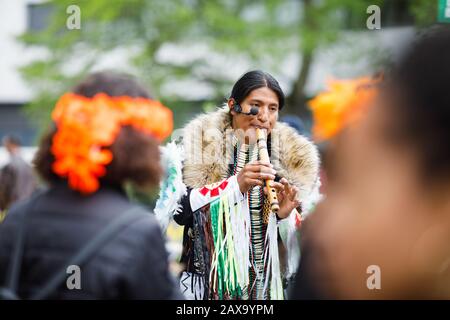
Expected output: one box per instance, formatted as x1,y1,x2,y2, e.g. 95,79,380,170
265,178,300,219
237,160,276,194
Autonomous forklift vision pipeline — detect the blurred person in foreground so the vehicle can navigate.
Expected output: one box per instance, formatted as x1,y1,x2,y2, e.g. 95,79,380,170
291,27,450,299
0,135,37,217
0,72,182,299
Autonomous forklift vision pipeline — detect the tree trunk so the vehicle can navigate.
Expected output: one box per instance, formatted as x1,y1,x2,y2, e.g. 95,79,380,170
286,0,315,121
286,48,314,119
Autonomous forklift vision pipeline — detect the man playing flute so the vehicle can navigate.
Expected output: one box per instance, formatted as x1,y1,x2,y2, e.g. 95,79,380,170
156,70,321,300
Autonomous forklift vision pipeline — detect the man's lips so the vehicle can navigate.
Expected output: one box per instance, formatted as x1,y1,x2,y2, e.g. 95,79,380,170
250,124,269,130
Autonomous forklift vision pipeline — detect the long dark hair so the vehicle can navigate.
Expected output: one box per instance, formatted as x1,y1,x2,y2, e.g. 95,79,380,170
230,70,285,109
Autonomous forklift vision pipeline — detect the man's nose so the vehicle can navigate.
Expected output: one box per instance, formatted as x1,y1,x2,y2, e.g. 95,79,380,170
257,106,269,122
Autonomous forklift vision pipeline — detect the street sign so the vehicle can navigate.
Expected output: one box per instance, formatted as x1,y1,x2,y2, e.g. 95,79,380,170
438,0,450,23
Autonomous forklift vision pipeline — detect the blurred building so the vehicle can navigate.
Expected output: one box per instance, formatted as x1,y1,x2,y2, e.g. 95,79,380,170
0,0,51,165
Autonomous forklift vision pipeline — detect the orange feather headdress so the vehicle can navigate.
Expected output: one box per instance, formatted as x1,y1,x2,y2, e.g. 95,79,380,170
308,76,380,142
50,92,173,194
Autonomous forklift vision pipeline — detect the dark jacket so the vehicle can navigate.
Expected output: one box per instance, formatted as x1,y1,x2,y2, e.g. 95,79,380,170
0,183,182,299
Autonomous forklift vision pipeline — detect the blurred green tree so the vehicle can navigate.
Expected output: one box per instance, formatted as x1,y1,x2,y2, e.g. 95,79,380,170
19,0,437,130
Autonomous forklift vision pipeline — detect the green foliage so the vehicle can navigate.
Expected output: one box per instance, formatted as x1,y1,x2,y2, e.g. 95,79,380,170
19,0,435,131
410,0,438,27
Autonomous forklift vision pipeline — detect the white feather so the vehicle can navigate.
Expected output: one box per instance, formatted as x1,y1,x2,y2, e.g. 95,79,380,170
154,142,187,232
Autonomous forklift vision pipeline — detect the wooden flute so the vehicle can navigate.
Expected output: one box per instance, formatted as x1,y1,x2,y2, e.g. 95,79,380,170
256,128,280,215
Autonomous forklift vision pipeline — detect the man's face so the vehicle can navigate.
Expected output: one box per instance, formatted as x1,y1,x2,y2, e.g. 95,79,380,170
3,140,17,154
228,87,279,143
310,99,449,298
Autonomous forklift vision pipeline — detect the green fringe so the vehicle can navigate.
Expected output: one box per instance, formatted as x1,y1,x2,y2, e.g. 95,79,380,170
209,196,243,299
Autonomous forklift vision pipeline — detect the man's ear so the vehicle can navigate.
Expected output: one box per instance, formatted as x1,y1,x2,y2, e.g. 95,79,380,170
228,99,236,116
